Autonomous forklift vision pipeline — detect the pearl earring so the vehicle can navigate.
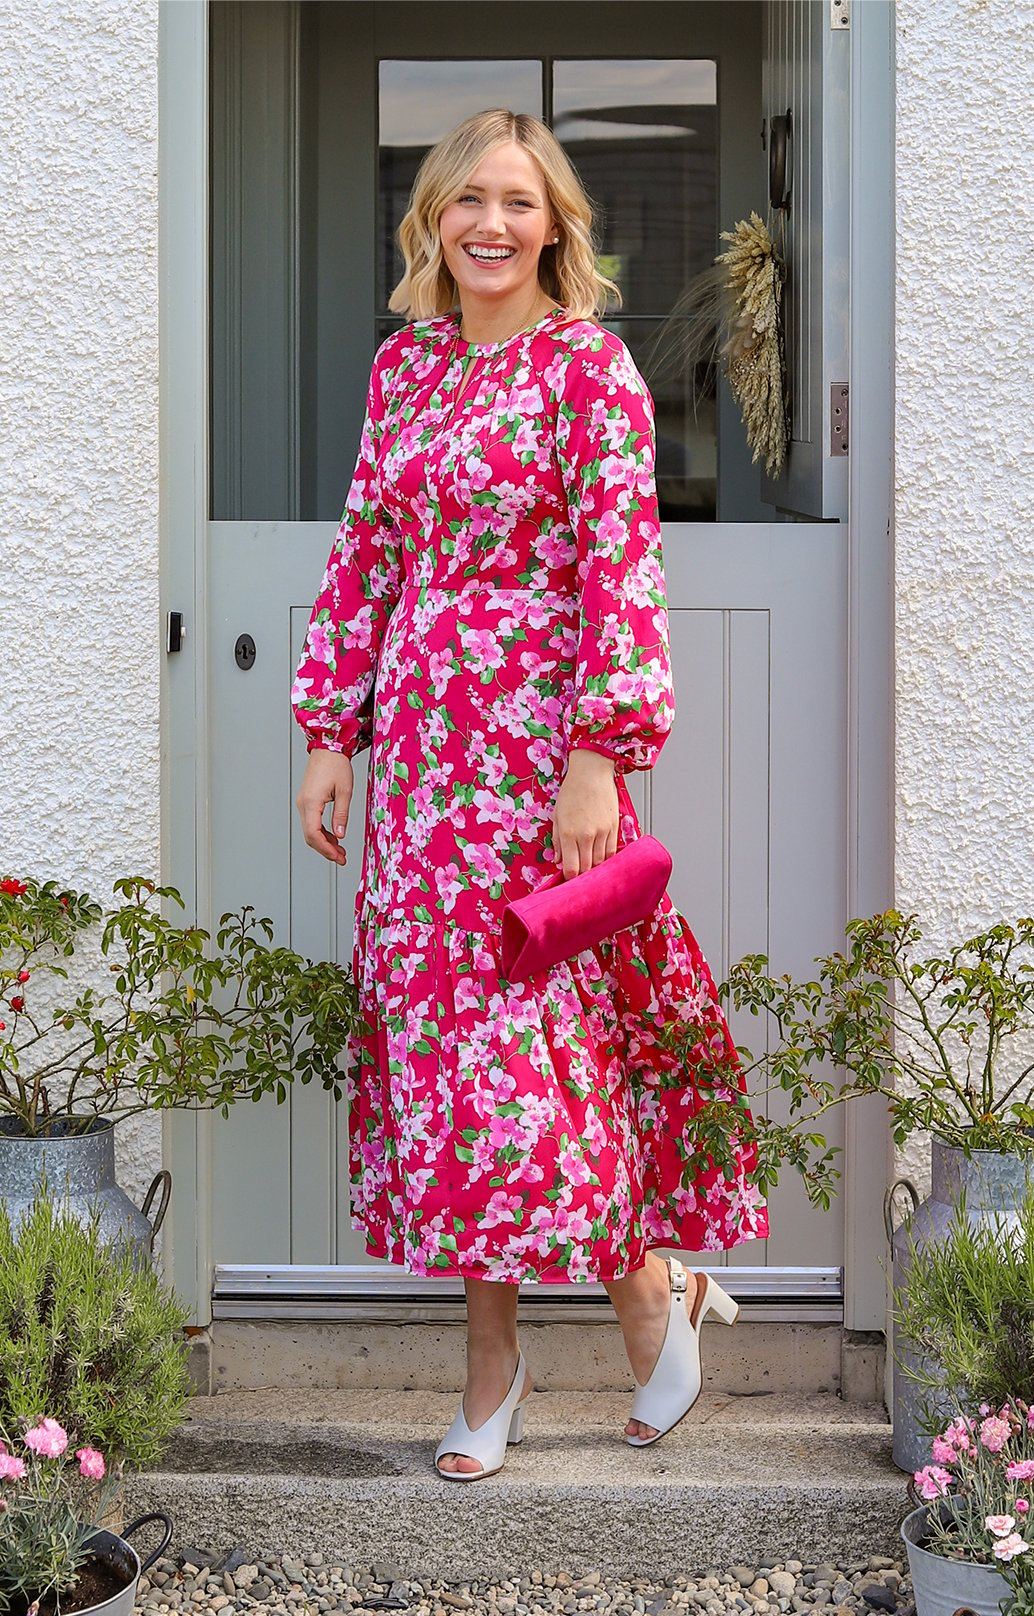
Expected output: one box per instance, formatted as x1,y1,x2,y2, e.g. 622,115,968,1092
552,235,559,244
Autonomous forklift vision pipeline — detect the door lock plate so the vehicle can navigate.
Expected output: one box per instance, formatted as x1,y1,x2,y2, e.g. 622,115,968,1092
830,384,849,457
235,633,257,670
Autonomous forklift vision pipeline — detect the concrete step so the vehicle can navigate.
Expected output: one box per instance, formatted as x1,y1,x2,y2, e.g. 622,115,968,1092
124,1389,907,1579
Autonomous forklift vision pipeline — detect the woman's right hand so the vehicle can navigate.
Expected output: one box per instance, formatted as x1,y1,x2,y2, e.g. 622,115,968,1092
296,749,355,865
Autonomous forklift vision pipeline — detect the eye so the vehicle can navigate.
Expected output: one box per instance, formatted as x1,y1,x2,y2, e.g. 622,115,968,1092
458,193,480,204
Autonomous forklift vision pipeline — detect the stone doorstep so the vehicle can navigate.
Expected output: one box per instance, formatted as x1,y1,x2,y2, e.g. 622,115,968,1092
191,1321,886,1403
124,1390,909,1580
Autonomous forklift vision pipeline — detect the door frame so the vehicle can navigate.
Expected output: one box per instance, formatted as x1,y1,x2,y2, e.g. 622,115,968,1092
159,0,894,1329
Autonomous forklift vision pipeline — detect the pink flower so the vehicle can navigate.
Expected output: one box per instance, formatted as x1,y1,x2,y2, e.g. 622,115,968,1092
1028,1408,1034,1433
914,1465,953,1500
24,1418,68,1457
932,1437,958,1464
987,1515,1017,1537
981,1415,1013,1453
1018,1500,1031,1516
993,1534,1030,1563
76,1447,105,1480
0,1452,26,1480
1007,1461,1034,1482
305,620,333,664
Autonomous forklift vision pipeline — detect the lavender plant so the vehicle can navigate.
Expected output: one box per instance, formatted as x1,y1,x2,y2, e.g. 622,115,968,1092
0,1191,192,1472
893,1182,1034,1420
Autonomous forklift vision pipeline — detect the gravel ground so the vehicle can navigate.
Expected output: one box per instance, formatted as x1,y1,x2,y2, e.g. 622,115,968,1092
133,1550,915,1616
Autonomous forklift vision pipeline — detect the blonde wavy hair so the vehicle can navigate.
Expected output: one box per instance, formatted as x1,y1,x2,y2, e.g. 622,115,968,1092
388,108,620,322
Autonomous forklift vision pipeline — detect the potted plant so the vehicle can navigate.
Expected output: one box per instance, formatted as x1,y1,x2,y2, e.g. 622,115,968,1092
903,1399,1034,1616
662,911,1034,1453
0,874,360,1255
890,1181,1034,1472
0,1185,195,1534
0,1412,172,1616
663,911,1034,1203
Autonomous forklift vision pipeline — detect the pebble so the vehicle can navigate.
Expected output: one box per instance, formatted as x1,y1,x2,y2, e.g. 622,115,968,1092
127,1556,916,1616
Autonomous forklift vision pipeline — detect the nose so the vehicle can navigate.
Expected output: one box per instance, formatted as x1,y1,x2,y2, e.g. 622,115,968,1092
477,200,506,236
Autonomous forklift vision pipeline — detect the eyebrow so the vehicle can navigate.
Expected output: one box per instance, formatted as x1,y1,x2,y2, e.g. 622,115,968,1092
462,184,540,198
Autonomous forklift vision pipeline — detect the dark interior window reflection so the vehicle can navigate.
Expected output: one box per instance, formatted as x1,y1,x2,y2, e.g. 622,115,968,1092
377,58,718,520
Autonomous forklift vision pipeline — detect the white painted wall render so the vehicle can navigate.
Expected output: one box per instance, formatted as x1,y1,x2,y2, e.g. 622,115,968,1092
0,0,163,1224
893,0,1034,1197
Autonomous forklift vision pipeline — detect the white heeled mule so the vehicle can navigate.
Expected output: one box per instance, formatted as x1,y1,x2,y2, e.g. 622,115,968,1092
625,1257,739,1447
434,1351,529,1481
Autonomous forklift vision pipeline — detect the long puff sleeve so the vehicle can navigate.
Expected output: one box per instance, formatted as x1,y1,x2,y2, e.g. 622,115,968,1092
554,328,675,772
292,358,403,757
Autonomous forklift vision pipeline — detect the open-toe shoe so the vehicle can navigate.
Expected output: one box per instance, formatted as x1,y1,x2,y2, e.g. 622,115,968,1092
434,1351,529,1481
625,1257,739,1447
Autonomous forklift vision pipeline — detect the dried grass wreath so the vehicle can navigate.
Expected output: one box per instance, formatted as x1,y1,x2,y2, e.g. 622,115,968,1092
645,210,791,479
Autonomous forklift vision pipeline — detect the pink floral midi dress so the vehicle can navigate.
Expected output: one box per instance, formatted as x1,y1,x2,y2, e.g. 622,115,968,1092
292,305,769,1282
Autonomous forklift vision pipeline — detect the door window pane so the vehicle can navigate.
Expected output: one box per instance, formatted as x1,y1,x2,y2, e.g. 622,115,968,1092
378,60,543,317
553,59,718,519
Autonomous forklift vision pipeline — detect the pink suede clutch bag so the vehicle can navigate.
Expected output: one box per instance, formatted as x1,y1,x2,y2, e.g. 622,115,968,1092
500,835,673,981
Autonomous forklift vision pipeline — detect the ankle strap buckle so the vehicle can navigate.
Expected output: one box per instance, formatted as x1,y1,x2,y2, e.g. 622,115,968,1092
669,1264,688,1294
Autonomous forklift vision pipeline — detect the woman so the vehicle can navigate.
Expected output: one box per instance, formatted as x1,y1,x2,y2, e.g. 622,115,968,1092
292,109,768,1481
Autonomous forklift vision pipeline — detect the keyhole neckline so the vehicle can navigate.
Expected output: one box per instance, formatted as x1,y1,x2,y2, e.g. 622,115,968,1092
449,304,567,357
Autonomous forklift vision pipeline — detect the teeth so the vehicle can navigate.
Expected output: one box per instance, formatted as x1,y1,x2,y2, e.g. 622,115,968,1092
465,245,515,260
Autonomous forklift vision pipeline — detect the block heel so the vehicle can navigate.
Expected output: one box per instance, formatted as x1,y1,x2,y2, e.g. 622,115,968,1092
700,1271,740,1327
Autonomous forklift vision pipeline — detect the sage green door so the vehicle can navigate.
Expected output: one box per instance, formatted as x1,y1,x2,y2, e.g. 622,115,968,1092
183,0,864,1316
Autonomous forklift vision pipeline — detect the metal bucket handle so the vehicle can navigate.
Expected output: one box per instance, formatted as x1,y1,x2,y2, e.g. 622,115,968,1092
884,1176,920,1244
120,1511,173,1573
140,1170,172,1249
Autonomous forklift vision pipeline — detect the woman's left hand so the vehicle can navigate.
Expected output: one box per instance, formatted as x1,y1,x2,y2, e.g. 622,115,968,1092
552,749,620,879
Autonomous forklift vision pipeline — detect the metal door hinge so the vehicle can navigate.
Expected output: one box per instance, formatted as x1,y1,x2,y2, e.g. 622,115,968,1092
166,611,185,653
830,0,850,27
830,384,849,457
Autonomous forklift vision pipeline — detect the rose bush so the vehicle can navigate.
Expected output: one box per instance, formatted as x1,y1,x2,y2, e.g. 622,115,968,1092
0,874,361,1137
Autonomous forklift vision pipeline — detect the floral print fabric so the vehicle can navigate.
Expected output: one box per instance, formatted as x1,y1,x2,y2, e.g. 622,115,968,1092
292,306,768,1280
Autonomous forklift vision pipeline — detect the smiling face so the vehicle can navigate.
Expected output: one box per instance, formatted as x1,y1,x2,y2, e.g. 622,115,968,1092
438,141,558,316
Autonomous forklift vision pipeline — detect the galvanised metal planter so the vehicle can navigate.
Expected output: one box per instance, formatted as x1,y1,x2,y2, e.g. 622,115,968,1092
0,1116,170,1267
886,1136,1034,1473
63,1512,172,1616
901,1502,1011,1616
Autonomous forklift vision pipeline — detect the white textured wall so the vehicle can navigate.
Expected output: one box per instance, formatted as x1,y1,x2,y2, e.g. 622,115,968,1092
0,2,162,1220
894,0,1034,1196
